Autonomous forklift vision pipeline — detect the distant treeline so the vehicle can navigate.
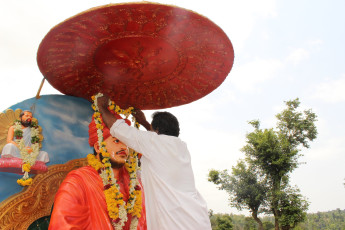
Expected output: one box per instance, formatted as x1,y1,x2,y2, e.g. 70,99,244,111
210,209,345,230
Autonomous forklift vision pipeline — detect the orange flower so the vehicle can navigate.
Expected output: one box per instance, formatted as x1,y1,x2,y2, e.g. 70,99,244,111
26,147,33,153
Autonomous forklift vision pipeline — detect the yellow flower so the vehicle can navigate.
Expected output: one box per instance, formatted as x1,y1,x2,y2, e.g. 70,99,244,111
101,149,110,158
22,163,31,172
128,190,142,218
87,154,103,170
17,178,33,186
96,124,103,129
115,105,122,113
25,178,33,186
104,186,120,219
89,95,142,227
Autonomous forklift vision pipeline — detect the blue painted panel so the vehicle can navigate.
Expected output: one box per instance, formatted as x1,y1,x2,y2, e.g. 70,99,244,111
0,95,94,202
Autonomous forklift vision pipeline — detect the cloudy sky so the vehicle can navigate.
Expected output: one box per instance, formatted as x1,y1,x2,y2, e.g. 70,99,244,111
1,0,344,215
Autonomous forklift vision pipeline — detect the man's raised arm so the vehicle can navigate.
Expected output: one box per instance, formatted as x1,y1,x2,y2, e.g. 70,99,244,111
97,95,118,129
98,95,152,132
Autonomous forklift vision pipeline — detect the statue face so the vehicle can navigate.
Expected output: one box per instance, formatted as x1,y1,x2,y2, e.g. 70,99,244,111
21,111,32,127
104,136,129,165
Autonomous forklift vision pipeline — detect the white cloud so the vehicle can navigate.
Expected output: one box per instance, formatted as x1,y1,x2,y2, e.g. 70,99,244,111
50,125,88,153
217,89,238,104
308,39,324,47
231,58,283,92
285,39,323,67
286,48,310,65
304,136,345,161
41,98,90,125
309,75,345,103
302,113,345,161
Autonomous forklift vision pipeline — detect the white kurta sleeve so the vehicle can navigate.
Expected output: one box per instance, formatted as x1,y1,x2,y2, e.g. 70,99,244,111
110,119,156,158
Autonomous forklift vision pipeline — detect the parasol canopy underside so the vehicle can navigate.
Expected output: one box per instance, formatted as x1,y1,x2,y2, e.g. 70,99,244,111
37,3,234,109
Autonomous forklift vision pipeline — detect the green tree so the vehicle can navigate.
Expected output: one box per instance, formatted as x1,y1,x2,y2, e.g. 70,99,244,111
209,98,317,230
263,221,275,230
209,209,345,230
209,160,267,230
295,209,345,229
244,217,257,230
242,98,317,230
210,214,234,230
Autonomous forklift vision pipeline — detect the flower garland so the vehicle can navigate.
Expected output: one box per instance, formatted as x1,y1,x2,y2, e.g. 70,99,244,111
14,119,41,186
88,93,142,230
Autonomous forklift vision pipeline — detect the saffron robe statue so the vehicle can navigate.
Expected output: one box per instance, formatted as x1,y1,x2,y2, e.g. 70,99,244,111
49,113,146,230
49,166,146,230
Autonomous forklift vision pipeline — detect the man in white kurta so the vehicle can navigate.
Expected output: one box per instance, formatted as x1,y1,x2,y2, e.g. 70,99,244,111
110,119,211,230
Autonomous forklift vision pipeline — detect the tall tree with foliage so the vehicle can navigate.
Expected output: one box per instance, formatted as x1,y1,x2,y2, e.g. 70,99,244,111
242,98,317,229
209,160,267,230
209,98,317,230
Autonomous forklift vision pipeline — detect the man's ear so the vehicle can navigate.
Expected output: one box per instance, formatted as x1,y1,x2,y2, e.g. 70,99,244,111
94,142,100,154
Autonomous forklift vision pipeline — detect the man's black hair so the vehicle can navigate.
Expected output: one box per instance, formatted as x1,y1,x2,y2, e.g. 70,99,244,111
151,112,180,137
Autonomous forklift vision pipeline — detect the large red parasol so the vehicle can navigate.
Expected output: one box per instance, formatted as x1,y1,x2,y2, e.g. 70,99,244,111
37,3,234,110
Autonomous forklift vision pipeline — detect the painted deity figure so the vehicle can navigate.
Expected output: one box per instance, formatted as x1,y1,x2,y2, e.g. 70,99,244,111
49,111,146,230
1,110,49,164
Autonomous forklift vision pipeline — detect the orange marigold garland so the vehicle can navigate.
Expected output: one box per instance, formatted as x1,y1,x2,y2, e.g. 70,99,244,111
88,93,142,230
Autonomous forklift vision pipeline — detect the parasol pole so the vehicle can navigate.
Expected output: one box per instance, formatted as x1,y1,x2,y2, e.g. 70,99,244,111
35,78,45,99
30,78,45,115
